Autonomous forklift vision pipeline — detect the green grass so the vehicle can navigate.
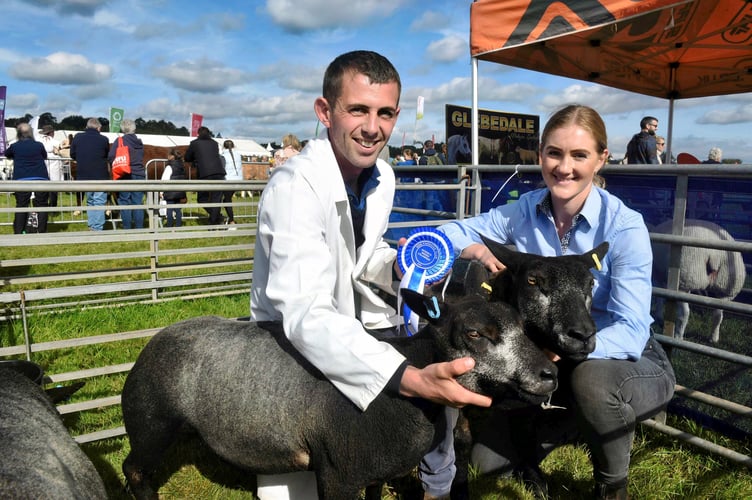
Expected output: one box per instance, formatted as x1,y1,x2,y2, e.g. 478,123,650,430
3,192,752,498
3,298,751,499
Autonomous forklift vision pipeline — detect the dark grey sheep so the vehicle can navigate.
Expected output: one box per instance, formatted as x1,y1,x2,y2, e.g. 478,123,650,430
431,238,610,499
0,367,106,499
441,236,609,361
121,289,557,499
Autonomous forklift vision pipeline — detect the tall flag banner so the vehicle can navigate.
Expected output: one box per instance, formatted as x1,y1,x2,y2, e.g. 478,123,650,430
190,113,203,137
0,86,7,156
109,107,124,133
29,115,40,140
413,96,425,144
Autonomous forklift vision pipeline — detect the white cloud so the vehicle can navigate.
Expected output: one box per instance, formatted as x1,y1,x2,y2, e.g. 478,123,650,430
91,9,134,32
7,93,39,110
425,35,467,63
152,59,248,93
538,84,662,116
255,62,324,92
26,0,108,16
409,10,451,32
9,52,112,85
0,48,20,64
697,104,752,125
266,0,406,32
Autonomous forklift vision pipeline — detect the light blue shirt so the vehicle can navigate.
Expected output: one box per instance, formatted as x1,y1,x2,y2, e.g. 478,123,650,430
439,186,653,360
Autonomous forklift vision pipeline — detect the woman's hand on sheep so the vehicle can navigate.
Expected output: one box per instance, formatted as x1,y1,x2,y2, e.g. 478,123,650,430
460,244,506,273
398,358,493,408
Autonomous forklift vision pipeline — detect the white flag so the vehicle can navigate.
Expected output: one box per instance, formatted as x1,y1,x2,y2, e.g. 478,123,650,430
416,96,424,120
29,115,40,140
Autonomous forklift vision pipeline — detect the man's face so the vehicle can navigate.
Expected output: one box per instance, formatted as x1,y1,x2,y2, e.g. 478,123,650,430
315,71,400,175
646,120,659,136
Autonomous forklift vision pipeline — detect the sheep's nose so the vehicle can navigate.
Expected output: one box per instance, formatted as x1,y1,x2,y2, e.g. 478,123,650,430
540,365,557,382
568,327,596,341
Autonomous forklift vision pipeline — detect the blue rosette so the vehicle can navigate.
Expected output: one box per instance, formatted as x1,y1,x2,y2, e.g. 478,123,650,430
397,227,454,335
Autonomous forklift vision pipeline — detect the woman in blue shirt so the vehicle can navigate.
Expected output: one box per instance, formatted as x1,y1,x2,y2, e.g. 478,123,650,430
436,105,675,499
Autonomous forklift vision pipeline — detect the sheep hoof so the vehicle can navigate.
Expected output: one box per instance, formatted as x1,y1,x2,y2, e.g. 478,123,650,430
123,461,158,500
514,464,550,500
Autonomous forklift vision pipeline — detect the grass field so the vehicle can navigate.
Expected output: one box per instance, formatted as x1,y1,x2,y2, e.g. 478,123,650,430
2,192,752,498
2,295,750,499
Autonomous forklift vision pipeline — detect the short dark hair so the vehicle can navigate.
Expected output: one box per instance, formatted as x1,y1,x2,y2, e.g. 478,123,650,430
640,116,658,129
322,50,401,107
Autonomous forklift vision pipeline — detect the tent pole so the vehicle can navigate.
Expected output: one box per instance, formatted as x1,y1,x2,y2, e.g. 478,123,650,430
471,57,479,166
666,64,676,163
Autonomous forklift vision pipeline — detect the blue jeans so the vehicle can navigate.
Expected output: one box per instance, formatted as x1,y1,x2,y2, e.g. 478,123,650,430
422,336,675,491
118,190,145,229
86,191,107,230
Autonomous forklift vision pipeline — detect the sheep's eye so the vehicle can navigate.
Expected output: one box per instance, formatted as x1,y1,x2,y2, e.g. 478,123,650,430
527,276,537,285
466,329,481,339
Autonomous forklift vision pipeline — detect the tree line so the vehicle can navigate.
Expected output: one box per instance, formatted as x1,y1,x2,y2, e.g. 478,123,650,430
4,112,191,136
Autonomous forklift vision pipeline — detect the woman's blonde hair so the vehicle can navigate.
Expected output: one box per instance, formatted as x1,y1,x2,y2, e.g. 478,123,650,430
282,134,301,152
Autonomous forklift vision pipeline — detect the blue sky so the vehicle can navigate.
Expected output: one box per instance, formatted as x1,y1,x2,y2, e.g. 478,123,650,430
2,0,751,161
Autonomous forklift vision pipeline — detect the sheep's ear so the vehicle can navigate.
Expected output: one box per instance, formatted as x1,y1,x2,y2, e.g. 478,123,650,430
400,289,448,325
480,234,519,270
579,242,609,270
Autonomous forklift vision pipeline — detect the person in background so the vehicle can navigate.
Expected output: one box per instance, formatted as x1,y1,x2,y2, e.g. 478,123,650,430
625,116,659,164
109,119,145,229
703,147,723,164
38,124,64,210
184,126,225,225
250,49,491,500
419,139,444,165
397,147,416,165
6,122,50,234
430,104,675,499
221,139,243,226
281,133,302,159
439,142,448,164
71,118,110,231
160,149,186,228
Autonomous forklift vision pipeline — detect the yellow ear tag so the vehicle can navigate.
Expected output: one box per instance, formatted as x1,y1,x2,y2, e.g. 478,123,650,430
591,253,602,271
481,282,493,293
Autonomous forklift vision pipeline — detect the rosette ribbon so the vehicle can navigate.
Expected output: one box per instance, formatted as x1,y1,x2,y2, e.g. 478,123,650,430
397,227,454,335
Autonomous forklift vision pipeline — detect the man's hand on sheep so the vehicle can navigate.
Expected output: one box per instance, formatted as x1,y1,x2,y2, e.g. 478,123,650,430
398,358,493,408
460,243,506,273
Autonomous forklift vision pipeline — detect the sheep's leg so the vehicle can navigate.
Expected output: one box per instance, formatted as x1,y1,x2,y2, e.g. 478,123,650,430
710,308,723,343
122,457,159,500
676,302,690,340
363,483,383,500
122,416,182,500
450,410,472,500
315,470,359,500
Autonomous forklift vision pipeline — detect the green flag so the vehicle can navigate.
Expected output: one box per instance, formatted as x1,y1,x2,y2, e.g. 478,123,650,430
110,107,124,133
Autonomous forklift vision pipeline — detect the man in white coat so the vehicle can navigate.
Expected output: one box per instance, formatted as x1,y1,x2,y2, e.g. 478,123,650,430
251,50,491,499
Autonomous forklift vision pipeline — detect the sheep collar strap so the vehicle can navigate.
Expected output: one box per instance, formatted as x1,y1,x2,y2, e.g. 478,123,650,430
398,227,454,335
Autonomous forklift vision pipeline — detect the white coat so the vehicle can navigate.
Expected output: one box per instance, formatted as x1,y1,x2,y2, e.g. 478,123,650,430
251,137,405,411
